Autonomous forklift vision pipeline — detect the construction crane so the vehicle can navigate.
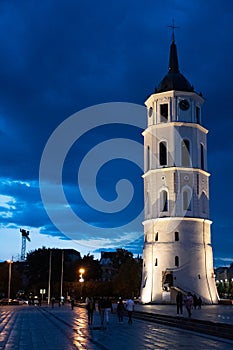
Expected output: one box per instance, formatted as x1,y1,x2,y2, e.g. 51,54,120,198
20,229,30,261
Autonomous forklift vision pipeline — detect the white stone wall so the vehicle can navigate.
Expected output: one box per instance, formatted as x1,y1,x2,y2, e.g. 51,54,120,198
141,218,219,304
144,168,210,220
143,124,208,171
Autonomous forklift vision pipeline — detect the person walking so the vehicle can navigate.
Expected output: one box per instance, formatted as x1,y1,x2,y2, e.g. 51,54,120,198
193,294,198,309
51,296,55,308
184,292,193,317
197,296,202,309
98,297,106,326
71,298,75,310
105,297,112,324
176,292,183,315
117,298,125,323
86,297,95,326
125,297,134,325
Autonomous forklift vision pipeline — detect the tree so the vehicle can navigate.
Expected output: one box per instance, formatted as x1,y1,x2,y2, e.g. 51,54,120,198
112,258,142,298
111,248,134,269
0,262,8,297
0,261,23,299
26,247,51,295
25,248,103,298
80,254,102,281
26,247,81,297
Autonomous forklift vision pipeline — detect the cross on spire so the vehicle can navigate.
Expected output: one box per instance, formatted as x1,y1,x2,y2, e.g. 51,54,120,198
168,19,179,42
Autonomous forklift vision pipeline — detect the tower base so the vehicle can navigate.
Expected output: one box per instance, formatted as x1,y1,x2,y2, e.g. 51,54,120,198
140,217,219,304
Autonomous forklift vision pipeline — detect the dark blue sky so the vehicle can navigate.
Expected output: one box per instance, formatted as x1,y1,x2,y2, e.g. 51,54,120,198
0,0,232,266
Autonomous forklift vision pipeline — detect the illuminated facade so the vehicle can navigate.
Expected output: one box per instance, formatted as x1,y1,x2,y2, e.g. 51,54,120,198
140,36,219,304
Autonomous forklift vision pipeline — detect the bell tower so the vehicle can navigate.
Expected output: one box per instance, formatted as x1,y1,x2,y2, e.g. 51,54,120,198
140,34,219,304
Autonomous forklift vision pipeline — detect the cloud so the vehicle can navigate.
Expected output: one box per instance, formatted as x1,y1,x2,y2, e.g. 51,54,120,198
0,0,232,265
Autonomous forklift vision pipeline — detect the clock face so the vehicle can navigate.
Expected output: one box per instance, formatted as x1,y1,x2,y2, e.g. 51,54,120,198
179,99,190,111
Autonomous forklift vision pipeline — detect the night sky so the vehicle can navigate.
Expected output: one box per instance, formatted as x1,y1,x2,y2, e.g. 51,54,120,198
0,1,232,266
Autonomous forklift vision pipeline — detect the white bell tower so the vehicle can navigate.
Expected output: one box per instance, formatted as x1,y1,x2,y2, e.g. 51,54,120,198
140,34,219,304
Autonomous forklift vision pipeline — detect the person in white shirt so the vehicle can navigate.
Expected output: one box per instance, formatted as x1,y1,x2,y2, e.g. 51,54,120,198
125,298,134,324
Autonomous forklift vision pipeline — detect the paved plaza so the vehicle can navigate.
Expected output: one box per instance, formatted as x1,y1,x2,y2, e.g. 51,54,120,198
136,303,233,325
0,303,233,349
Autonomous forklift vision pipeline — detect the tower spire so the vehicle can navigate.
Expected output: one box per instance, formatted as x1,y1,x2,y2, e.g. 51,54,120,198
169,37,179,73
156,21,193,93
168,19,180,73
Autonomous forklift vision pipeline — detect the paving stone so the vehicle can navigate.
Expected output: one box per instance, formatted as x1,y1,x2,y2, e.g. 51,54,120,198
0,304,233,349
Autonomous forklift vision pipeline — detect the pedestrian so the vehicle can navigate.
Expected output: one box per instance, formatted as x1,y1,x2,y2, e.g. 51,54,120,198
105,297,112,324
98,297,106,326
193,294,198,309
86,297,95,325
197,296,202,309
184,292,193,317
176,292,183,315
117,298,125,323
125,297,134,324
71,298,75,310
51,296,55,308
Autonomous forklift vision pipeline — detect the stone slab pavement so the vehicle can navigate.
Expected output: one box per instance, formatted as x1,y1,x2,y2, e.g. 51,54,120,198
135,303,233,325
0,303,233,350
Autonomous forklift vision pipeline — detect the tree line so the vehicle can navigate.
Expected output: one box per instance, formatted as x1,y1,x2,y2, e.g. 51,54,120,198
0,247,142,301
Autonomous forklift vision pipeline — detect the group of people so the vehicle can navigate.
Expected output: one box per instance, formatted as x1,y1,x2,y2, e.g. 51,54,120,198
85,296,135,326
117,297,134,324
176,291,202,317
50,296,66,308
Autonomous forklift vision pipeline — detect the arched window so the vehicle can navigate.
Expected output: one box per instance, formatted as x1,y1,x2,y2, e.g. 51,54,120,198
148,107,153,118
161,190,168,212
200,143,205,170
183,189,191,211
181,139,190,167
175,256,179,267
155,232,158,241
145,190,151,219
201,191,207,213
159,141,167,166
196,106,200,124
155,258,158,266
147,146,150,171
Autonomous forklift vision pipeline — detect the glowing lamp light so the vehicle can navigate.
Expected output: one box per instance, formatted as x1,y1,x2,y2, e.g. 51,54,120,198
79,268,85,282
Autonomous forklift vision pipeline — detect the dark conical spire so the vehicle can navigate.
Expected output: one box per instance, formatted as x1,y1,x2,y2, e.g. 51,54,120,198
168,19,179,73
156,34,194,93
169,39,179,73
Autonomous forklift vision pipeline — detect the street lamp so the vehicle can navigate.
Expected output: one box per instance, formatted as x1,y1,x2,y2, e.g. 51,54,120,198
7,260,13,304
79,268,85,300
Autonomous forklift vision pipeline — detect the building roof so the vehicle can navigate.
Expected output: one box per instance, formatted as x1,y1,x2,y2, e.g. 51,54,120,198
156,38,194,93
